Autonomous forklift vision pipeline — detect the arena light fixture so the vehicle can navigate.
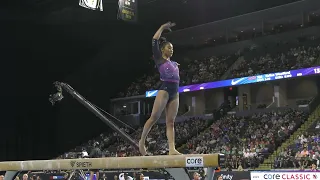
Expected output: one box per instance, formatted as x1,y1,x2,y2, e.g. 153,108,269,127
79,0,103,11
117,0,138,22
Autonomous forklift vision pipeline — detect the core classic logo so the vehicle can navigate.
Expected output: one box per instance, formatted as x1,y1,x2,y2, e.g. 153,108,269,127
185,157,204,167
251,172,318,180
263,174,317,180
70,160,92,168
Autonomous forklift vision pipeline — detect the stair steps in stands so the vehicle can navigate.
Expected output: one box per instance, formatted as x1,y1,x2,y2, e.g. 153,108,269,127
220,56,244,80
257,105,320,170
177,121,214,152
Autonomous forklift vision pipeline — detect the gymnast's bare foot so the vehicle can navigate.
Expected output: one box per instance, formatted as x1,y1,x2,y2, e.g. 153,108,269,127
139,140,148,156
169,149,182,155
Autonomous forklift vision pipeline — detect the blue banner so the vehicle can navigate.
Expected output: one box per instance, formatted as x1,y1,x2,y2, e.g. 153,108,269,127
145,66,320,97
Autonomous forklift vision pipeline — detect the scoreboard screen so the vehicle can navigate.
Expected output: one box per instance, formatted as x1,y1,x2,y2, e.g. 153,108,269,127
118,0,138,22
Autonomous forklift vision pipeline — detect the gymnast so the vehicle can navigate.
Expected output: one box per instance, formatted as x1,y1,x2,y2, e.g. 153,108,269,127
139,22,182,156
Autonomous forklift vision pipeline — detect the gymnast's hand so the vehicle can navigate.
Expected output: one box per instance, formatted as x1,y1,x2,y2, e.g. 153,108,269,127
161,22,176,32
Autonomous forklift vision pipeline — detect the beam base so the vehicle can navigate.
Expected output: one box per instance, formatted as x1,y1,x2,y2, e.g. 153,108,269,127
165,168,190,180
4,171,18,180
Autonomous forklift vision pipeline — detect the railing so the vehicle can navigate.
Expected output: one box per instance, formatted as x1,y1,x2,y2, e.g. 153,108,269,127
309,94,320,113
220,56,245,80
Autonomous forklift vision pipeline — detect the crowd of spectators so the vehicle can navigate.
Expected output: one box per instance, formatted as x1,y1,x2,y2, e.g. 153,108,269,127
181,109,307,169
61,117,209,159
274,120,320,169
118,37,320,98
12,108,313,179
105,117,208,157
229,39,320,78
57,108,308,172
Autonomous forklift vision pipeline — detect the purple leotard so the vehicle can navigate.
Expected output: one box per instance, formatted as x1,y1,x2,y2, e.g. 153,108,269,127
152,39,180,83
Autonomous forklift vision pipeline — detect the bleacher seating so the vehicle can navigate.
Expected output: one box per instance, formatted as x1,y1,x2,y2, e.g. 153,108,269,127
274,114,320,169
119,38,320,98
180,109,307,169
230,39,320,78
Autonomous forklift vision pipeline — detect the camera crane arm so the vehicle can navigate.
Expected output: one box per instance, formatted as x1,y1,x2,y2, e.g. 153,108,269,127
49,82,139,150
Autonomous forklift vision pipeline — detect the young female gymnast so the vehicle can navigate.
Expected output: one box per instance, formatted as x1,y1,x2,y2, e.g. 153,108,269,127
139,22,182,156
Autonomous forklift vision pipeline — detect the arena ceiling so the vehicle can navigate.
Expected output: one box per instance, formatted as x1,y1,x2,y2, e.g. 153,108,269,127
2,0,303,27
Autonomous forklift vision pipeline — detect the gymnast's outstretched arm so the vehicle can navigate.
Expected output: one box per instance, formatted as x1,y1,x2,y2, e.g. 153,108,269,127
153,22,175,40
153,25,164,40
152,22,176,60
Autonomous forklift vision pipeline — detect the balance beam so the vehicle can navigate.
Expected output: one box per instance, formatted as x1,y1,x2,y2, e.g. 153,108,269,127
0,154,222,171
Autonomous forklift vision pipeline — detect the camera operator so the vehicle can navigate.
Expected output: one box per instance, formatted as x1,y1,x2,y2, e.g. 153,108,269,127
89,142,102,180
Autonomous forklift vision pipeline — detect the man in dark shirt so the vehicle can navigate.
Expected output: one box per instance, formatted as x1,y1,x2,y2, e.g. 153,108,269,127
89,142,101,180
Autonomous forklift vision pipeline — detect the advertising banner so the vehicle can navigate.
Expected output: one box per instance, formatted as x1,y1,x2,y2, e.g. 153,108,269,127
145,66,320,97
214,171,251,180
250,171,320,180
185,157,204,167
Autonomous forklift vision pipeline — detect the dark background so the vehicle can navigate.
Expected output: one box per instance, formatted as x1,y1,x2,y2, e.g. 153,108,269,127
0,0,301,161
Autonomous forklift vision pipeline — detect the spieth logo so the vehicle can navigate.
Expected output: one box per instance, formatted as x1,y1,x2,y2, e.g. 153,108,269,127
69,160,92,168
70,161,76,168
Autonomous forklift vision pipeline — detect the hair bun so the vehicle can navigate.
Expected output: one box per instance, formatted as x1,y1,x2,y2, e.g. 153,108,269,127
159,37,167,43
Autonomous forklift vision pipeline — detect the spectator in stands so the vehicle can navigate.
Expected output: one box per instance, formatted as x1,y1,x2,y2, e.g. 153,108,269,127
193,172,200,180
22,174,28,180
99,173,106,180
135,173,144,180
311,163,318,171
63,173,69,180
216,176,223,180
0,175,4,180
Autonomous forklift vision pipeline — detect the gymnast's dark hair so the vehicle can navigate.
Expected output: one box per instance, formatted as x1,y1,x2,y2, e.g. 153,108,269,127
159,37,171,49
